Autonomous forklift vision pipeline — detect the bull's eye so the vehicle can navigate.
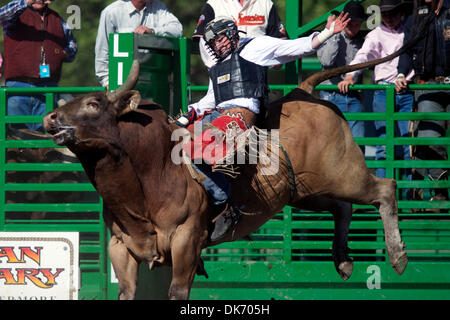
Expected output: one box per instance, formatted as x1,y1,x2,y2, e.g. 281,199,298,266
84,101,100,114
87,102,98,109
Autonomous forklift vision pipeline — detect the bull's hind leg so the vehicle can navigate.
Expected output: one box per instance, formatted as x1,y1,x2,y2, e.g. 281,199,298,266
290,197,353,280
109,235,140,300
372,177,407,274
328,174,407,275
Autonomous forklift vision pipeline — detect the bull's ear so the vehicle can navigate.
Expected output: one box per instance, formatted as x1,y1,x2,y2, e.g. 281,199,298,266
115,90,141,117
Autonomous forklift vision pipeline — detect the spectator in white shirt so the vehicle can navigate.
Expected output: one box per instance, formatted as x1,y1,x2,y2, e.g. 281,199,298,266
95,0,182,89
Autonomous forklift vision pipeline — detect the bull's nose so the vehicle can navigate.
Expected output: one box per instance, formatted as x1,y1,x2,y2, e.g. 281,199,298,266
43,111,58,130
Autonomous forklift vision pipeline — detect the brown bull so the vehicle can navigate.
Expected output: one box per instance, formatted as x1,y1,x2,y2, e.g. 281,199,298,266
43,48,410,299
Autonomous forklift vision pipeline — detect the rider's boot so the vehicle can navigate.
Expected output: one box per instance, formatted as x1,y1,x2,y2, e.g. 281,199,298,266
210,202,242,242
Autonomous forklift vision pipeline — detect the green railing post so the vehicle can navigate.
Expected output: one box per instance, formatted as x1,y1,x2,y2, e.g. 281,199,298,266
285,0,300,38
45,92,54,113
385,85,396,179
283,206,293,263
174,37,190,112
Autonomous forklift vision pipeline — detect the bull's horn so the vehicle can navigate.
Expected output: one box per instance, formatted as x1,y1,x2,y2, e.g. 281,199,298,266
106,59,140,102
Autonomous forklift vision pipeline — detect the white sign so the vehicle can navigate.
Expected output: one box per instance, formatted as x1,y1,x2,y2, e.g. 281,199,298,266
113,33,129,86
0,232,79,300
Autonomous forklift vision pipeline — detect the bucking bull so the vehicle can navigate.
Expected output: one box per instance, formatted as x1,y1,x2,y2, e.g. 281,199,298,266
43,45,414,300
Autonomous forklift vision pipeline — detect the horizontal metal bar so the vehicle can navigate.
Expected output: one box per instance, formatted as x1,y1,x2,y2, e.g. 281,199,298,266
80,246,103,253
193,262,450,287
188,83,450,93
207,240,450,251
353,137,450,145
365,160,450,168
5,219,101,225
346,112,450,121
289,220,450,229
0,87,105,94
398,200,450,209
5,140,58,148
396,180,450,188
5,163,84,171
2,224,102,232
209,241,284,250
79,264,101,271
4,203,102,212
393,137,450,145
293,241,450,250
4,183,95,192
316,84,450,91
4,115,44,124
188,85,208,91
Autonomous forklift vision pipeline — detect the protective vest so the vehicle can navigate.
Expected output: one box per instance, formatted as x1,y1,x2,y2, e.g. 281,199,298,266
209,41,268,106
4,7,66,83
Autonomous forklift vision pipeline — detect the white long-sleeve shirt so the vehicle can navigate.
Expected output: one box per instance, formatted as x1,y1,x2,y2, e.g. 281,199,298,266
95,0,182,87
189,33,318,116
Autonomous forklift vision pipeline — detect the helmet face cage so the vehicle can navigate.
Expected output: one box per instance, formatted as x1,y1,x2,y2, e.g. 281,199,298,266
204,18,239,62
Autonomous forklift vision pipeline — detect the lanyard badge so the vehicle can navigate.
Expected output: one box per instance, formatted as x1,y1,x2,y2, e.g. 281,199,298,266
39,46,50,78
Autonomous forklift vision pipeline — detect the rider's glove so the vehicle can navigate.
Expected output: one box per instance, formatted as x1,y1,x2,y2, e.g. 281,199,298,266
175,109,197,127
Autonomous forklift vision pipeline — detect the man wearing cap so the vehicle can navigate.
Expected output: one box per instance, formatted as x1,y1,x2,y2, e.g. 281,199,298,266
395,0,450,204
0,0,78,132
338,0,415,183
317,0,368,154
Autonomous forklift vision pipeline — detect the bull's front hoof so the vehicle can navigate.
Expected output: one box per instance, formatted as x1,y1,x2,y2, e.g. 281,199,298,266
337,261,353,281
392,251,408,275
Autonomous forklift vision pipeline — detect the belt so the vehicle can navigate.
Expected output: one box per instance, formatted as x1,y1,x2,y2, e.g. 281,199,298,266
417,76,450,84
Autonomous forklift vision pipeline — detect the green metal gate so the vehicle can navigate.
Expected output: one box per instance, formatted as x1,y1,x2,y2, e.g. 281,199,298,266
186,0,450,299
189,84,450,300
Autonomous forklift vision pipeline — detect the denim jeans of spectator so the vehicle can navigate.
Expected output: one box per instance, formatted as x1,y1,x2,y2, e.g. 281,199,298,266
414,85,450,198
6,81,57,132
372,89,414,181
320,91,365,154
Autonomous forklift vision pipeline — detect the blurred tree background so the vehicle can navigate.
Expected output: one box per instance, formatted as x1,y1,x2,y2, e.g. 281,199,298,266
0,0,380,87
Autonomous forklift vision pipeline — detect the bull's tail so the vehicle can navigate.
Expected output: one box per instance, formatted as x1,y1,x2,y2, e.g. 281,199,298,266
298,13,433,94
298,50,406,94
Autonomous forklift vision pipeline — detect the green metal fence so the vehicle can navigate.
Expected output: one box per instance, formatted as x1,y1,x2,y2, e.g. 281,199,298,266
184,1,450,298
1,0,449,299
188,83,450,300
1,83,449,299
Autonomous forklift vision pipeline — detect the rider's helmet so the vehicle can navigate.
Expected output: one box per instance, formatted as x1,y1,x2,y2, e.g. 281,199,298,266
203,17,239,62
